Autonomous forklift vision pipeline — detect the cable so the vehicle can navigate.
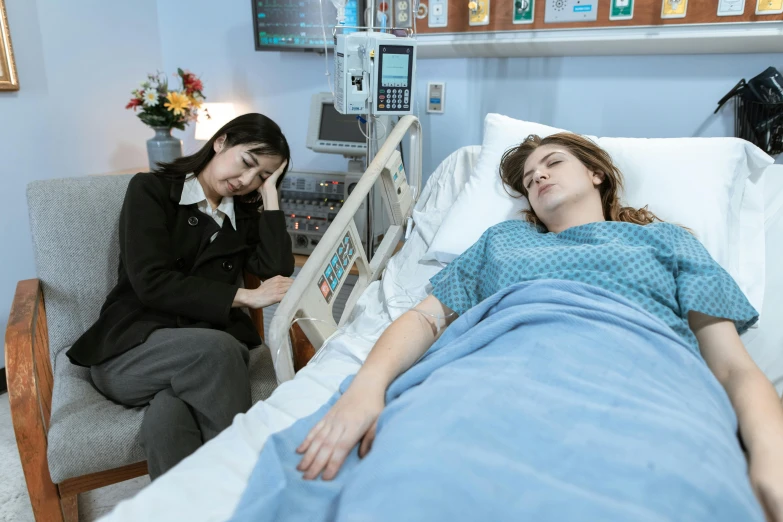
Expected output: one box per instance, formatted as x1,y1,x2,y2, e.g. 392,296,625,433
356,115,388,141
318,0,334,95
281,292,456,369
397,116,406,172
385,294,455,333
373,115,388,138
412,0,418,37
285,317,383,368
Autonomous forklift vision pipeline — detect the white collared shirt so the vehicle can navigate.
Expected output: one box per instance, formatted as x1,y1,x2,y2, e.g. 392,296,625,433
180,175,236,242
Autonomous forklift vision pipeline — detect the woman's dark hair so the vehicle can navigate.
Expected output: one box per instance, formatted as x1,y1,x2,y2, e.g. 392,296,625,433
154,113,291,210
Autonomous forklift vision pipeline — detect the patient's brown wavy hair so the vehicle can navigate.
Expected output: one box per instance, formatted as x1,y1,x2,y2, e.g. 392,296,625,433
499,133,664,229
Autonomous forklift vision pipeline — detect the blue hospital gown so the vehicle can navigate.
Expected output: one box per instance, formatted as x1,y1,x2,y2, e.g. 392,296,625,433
430,220,758,354
231,221,765,522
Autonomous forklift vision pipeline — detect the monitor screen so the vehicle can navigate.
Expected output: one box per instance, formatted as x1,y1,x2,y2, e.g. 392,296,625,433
318,103,366,144
380,54,410,88
253,0,360,51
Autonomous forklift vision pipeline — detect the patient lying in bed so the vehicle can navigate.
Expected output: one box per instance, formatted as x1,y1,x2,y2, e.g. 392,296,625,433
229,133,783,522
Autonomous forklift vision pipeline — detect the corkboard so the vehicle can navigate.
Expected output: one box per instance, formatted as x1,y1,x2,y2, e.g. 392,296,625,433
414,0,783,35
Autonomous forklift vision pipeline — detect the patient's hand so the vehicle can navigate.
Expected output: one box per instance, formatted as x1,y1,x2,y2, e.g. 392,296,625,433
296,385,384,480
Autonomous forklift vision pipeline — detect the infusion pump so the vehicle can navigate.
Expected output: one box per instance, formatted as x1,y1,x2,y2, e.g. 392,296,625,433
334,32,417,116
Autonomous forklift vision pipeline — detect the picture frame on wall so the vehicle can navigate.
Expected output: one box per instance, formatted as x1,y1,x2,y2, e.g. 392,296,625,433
0,0,18,91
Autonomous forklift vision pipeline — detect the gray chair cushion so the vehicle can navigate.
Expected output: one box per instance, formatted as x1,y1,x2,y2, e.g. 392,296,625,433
47,345,278,482
27,175,133,367
27,174,278,482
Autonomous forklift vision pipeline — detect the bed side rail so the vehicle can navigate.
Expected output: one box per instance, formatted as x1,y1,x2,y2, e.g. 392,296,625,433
268,115,422,382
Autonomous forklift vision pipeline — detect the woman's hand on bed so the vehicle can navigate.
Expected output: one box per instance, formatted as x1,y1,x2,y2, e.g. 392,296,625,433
296,387,385,481
750,452,783,521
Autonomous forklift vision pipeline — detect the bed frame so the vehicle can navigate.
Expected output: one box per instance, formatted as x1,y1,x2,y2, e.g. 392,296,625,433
268,115,422,383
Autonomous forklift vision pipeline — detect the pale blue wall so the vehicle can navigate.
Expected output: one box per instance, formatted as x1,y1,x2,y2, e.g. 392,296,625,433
1,0,781,368
155,1,353,173
0,1,163,367
154,0,782,176
413,54,783,173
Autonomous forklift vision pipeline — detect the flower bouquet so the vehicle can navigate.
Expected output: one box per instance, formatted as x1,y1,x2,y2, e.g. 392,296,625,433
126,69,208,169
126,68,206,130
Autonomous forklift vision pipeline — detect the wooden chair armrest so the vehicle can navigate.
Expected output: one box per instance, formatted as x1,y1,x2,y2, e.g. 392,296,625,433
6,279,53,427
242,272,266,341
5,279,63,518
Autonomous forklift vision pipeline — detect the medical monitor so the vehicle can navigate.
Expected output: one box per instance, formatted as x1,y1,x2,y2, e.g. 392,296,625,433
252,0,361,52
306,92,367,157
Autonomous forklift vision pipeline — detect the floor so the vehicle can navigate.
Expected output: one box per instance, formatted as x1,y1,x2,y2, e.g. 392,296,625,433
0,392,149,522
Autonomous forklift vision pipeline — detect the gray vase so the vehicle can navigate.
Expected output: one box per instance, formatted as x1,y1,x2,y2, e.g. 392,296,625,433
146,126,183,170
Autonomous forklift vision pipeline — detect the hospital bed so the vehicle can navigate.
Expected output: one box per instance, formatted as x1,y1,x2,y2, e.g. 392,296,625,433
99,120,783,521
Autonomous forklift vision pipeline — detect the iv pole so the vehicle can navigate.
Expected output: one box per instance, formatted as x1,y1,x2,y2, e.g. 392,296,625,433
364,0,377,260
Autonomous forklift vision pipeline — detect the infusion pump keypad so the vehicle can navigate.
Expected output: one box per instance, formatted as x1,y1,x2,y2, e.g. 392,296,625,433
377,88,410,111
317,232,356,304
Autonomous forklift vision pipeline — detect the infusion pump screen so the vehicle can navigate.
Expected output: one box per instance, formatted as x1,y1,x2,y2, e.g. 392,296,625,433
380,54,410,88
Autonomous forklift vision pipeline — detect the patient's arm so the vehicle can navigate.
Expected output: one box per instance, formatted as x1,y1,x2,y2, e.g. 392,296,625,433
691,311,783,521
296,294,456,481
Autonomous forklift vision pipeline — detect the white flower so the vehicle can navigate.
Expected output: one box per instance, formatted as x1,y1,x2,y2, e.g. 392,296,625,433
143,90,159,107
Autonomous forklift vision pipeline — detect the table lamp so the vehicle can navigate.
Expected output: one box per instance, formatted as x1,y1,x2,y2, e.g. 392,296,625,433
195,103,237,141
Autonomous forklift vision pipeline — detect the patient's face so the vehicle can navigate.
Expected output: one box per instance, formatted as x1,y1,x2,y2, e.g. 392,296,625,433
202,138,285,198
522,144,603,221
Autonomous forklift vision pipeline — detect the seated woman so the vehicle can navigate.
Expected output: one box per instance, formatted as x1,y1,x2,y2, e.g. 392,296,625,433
232,133,783,521
68,113,296,480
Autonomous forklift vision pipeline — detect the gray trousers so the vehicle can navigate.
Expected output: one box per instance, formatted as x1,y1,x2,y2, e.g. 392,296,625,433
90,328,251,480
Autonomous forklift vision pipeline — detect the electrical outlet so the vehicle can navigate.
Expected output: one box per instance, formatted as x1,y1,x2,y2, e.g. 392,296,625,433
661,0,687,18
545,0,598,23
428,0,448,26
513,0,534,24
610,0,634,20
756,0,783,14
469,0,490,26
427,82,445,113
395,0,412,27
717,0,745,15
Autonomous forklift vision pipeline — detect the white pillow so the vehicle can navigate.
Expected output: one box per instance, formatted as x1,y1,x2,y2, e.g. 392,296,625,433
423,114,580,264
423,113,774,314
423,115,568,262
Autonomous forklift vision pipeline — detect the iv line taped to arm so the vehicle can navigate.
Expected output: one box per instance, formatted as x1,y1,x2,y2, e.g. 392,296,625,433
284,293,456,370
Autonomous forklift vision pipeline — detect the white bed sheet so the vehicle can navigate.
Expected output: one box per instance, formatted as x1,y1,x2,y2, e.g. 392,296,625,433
744,165,783,391
100,150,782,522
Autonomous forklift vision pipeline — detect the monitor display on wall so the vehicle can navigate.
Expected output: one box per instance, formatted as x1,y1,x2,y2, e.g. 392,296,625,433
252,0,362,52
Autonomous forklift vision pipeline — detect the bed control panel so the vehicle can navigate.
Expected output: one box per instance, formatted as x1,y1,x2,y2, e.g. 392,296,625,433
316,232,357,304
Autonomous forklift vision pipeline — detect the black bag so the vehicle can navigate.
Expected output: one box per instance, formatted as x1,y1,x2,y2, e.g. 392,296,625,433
715,67,783,155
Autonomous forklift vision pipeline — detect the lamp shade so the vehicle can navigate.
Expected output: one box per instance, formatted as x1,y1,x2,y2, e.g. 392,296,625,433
195,103,237,141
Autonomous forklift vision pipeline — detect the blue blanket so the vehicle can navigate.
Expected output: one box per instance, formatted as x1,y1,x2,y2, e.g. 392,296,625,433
230,280,762,522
